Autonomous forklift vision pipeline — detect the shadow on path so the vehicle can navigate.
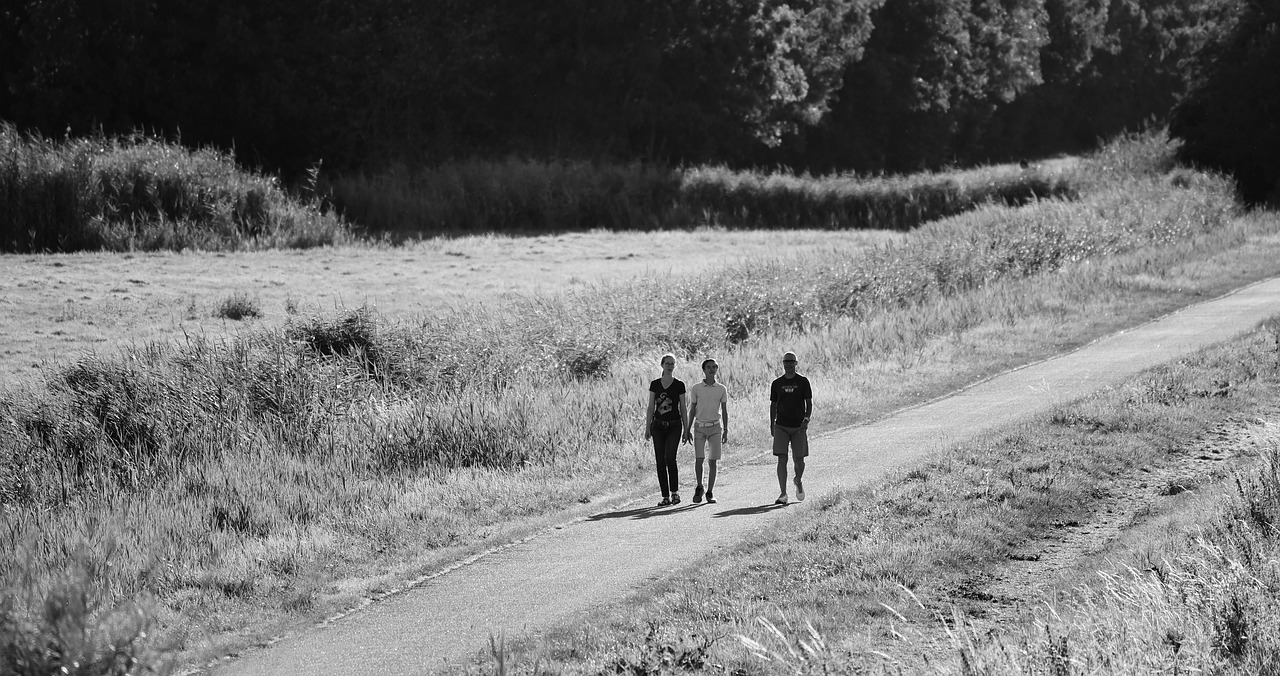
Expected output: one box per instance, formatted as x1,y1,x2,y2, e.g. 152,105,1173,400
587,504,701,521
711,503,787,518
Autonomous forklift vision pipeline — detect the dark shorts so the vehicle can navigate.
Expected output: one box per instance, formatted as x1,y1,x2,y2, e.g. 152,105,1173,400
772,424,808,458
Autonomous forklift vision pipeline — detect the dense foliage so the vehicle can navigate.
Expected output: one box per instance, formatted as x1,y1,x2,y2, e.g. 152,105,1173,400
0,0,880,174
0,0,1242,175
1170,0,1280,206
0,123,348,252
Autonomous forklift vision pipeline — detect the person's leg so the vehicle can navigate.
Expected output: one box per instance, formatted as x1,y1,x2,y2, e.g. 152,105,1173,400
694,429,706,489
776,454,789,499
792,452,806,499
792,427,809,500
773,426,790,498
652,425,670,498
705,427,721,495
663,426,680,496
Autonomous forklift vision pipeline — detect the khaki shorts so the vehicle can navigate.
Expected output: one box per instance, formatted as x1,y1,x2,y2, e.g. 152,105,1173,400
693,421,723,460
773,424,809,458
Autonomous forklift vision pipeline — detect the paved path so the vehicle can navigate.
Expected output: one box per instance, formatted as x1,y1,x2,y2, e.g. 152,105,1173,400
216,277,1280,676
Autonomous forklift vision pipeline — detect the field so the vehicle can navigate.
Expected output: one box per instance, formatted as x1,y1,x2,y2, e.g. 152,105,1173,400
5,131,1280,674
0,228,894,386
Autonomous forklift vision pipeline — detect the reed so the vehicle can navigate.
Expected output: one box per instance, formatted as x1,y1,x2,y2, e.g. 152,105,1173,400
0,123,349,253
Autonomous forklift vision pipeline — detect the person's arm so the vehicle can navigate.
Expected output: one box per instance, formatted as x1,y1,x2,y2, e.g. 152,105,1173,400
645,391,657,440
684,392,697,441
678,393,690,443
770,400,778,433
720,396,729,444
802,379,813,427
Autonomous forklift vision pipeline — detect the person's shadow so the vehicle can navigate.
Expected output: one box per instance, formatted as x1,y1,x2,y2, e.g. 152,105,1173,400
587,504,701,521
710,503,787,518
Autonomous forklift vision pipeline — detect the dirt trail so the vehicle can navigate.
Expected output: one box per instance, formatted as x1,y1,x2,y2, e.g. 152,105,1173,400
202,278,1280,675
944,414,1279,633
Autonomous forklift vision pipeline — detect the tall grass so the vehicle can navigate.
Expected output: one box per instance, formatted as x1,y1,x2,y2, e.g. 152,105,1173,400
328,157,1079,236
0,122,350,253
0,131,1264,672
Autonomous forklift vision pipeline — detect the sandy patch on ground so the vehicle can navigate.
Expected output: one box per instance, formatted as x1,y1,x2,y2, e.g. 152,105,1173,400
0,228,895,387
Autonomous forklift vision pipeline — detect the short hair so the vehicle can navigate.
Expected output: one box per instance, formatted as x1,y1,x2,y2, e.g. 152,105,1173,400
701,358,717,370
660,353,676,365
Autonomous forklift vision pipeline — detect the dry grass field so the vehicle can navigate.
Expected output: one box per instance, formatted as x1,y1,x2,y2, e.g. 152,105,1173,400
0,228,895,386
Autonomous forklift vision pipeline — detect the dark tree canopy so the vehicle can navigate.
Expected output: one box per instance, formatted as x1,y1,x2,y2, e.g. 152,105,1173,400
0,0,1249,176
1171,0,1280,205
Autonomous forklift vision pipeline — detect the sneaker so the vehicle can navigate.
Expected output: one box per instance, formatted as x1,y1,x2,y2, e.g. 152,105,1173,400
775,493,788,505
705,491,716,504
658,497,671,506
693,485,704,503
671,492,681,505
795,482,806,502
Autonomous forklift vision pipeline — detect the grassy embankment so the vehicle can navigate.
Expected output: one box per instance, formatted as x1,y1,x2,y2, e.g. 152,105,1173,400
485,312,1280,676
2,132,1277,673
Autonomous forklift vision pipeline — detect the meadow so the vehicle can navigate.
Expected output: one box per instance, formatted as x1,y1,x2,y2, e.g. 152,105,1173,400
3,130,1280,674
0,227,894,385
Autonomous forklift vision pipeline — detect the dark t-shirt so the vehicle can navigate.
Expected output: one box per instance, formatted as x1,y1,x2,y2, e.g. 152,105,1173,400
770,374,812,427
649,378,686,422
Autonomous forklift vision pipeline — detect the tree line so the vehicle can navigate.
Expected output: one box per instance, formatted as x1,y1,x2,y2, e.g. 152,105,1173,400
1,0,1273,199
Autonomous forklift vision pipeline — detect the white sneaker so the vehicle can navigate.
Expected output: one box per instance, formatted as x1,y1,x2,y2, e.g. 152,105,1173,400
795,482,805,501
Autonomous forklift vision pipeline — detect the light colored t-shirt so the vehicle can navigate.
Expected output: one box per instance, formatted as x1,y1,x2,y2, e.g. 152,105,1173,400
689,381,729,423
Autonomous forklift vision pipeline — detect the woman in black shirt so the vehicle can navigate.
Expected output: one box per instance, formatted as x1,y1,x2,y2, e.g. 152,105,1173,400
645,353,688,505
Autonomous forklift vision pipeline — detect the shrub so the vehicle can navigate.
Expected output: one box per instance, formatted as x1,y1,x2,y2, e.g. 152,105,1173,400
0,123,351,252
0,545,170,676
215,293,262,320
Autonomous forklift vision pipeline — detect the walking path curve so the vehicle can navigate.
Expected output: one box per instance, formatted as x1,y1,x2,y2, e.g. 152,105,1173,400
214,277,1280,676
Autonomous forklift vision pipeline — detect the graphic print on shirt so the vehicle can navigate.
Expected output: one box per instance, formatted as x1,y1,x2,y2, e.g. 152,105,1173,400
656,392,675,417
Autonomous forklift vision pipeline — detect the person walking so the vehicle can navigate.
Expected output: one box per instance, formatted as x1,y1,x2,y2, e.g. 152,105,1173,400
645,353,688,506
770,351,812,504
684,358,730,504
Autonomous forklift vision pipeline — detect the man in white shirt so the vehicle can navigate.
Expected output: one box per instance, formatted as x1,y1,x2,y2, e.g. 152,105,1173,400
684,358,730,504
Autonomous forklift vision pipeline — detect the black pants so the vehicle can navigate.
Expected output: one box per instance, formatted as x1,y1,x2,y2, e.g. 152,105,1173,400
651,421,681,496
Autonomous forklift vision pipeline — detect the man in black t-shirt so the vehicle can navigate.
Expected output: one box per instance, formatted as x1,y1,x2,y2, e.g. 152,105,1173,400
770,351,812,505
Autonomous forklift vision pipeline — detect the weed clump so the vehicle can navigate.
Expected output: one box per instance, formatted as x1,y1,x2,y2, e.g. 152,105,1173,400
215,293,262,321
